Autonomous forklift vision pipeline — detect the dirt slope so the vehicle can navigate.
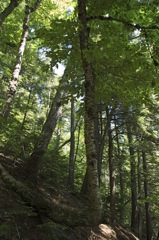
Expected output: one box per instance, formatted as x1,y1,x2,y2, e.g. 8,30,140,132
0,153,139,240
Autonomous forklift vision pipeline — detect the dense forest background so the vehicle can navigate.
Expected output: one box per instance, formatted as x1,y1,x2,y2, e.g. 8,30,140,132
1,0,159,239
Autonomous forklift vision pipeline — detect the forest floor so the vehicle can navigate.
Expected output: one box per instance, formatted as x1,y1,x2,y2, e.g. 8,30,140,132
0,153,139,240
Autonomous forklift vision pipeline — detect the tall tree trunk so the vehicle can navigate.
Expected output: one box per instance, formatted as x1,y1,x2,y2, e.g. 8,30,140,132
81,106,107,194
106,107,116,224
78,0,102,224
115,120,124,224
95,103,107,186
127,126,138,234
74,118,81,163
142,150,153,240
137,150,143,239
0,0,20,26
1,0,43,119
25,82,67,182
67,97,75,191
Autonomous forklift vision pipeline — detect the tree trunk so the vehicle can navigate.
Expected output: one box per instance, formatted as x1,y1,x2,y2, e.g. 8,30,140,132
67,97,75,191
137,150,143,239
78,0,102,225
0,0,20,26
95,103,107,186
74,118,81,163
142,150,153,240
115,120,124,224
81,106,107,194
1,0,43,119
106,106,116,224
1,5,30,119
25,82,67,182
127,126,138,234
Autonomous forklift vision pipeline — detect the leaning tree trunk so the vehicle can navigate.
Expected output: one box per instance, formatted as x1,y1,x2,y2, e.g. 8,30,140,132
1,0,43,119
25,81,67,182
0,0,21,26
78,0,102,225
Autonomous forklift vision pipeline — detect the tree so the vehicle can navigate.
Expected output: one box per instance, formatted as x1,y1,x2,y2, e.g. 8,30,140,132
1,0,159,238
106,106,116,224
67,96,75,191
127,121,138,234
25,78,67,182
142,150,153,240
78,0,102,224
1,0,43,119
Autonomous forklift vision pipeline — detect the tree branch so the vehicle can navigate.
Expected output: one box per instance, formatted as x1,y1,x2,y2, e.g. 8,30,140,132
0,0,20,26
87,15,159,30
30,0,43,13
58,138,70,150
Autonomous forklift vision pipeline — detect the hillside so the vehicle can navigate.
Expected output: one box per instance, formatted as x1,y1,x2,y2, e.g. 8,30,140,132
0,153,139,240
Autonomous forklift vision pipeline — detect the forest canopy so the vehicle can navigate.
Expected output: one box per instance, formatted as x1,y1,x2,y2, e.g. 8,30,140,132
0,0,159,239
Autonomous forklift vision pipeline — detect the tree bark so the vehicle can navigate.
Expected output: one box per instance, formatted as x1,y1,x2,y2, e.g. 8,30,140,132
137,150,143,239
0,0,20,26
67,97,75,191
1,0,43,119
1,5,30,119
106,106,116,224
142,150,153,240
25,82,67,182
78,0,102,225
115,119,124,224
74,118,81,163
81,105,107,194
95,103,107,186
127,125,138,234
